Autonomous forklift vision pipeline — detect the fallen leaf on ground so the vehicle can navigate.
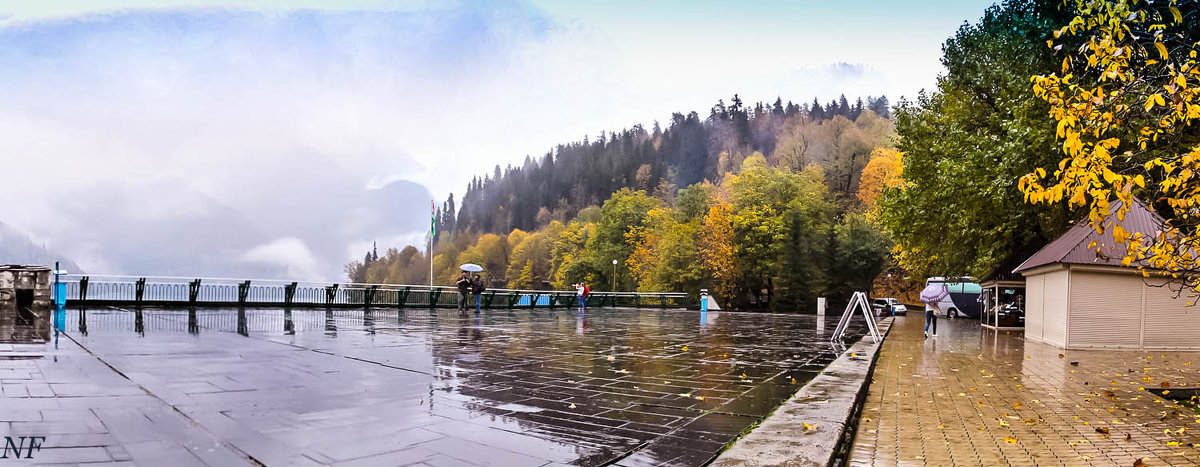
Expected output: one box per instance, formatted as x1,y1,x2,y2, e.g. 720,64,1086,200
1133,458,1146,467
1095,427,1110,436
1013,402,1023,409
1004,436,1017,444
802,422,817,431
569,403,576,409
1070,361,1080,366
1059,354,1066,359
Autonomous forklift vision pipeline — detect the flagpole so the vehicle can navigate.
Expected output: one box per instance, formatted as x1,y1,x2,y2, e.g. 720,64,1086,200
430,199,435,290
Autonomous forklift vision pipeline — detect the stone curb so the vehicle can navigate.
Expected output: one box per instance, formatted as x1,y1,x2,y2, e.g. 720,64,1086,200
712,317,894,467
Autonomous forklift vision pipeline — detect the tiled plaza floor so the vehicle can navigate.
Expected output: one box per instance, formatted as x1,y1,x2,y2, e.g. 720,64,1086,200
0,307,859,466
851,315,1200,466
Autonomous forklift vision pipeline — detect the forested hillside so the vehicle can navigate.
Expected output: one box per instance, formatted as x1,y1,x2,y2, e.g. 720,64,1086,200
441,94,892,235
345,94,903,311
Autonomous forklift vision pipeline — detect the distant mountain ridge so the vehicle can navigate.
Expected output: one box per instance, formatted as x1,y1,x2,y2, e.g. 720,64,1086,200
0,222,80,271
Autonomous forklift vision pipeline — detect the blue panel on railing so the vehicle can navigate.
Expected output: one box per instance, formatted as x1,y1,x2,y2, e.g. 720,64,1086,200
515,295,551,306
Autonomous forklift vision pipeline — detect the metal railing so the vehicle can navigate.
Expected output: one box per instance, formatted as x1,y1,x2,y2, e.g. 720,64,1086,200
60,274,690,310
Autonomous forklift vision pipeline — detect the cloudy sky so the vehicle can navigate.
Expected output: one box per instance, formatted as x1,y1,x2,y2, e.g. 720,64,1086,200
0,0,993,281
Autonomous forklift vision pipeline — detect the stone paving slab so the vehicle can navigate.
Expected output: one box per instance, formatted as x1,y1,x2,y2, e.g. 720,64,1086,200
0,307,861,465
851,315,1200,466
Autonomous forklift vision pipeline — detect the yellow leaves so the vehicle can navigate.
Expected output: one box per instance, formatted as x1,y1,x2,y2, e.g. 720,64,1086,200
1154,42,1169,61
681,345,688,352
1003,436,1017,444
1013,402,1023,409
568,403,577,409
605,355,616,361
1170,6,1183,24
801,422,818,431
1146,93,1166,111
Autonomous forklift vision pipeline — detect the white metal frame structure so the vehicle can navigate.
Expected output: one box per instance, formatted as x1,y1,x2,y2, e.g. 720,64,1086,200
831,291,882,343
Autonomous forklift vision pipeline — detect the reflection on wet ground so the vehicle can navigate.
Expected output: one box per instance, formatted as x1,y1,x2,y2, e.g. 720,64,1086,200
35,307,862,466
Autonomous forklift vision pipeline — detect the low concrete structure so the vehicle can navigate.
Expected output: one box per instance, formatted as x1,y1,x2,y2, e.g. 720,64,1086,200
0,265,51,343
713,318,893,466
1015,199,1200,350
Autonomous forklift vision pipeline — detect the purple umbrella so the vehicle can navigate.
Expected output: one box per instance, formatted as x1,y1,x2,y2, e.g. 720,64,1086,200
919,283,949,304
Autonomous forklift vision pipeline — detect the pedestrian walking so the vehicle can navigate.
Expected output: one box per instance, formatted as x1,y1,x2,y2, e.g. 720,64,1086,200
919,282,949,338
471,274,485,313
455,271,470,311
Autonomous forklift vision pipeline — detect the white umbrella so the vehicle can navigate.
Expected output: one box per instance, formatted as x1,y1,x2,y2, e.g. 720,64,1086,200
460,263,483,272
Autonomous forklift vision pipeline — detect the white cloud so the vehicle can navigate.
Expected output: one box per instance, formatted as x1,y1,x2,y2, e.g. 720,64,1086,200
240,237,321,280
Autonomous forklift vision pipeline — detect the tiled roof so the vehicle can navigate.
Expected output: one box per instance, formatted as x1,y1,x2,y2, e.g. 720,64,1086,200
1014,198,1166,273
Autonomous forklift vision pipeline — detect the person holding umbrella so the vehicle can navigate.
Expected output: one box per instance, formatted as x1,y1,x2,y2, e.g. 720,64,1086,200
919,282,950,338
455,271,471,311
471,273,485,312
459,263,484,312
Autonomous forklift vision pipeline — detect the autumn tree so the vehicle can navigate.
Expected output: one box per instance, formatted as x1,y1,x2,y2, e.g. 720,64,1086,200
879,0,1077,279
699,201,737,305
856,147,904,209
1021,0,1200,290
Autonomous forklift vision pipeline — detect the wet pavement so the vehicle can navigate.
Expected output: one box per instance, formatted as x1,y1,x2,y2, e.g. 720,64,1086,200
851,315,1200,466
1,307,861,466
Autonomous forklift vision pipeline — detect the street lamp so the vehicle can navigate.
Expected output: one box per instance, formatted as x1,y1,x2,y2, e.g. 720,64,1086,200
612,259,618,291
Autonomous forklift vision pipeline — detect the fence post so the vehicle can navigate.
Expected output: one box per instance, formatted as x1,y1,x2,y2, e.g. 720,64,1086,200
238,280,251,304
188,279,201,304
80,276,90,302
365,285,377,308
428,288,441,308
284,282,297,306
325,284,339,305
397,287,409,309
135,277,146,303
484,291,496,309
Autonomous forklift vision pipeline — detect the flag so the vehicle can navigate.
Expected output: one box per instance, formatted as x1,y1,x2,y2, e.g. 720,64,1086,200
431,199,437,239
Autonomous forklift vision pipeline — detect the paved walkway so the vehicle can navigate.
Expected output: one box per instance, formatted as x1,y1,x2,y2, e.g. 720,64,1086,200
0,307,860,466
851,315,1200,466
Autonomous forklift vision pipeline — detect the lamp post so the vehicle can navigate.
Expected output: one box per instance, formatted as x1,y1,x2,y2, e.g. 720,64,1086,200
612,259,618,291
